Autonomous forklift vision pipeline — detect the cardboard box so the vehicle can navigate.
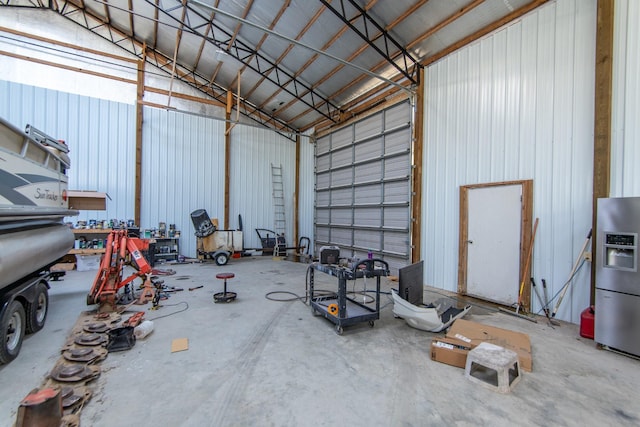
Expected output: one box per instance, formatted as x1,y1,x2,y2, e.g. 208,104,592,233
76,254,101,272
445,319,532,372
430,337,472,368
51,262,76,271
67,190,107,210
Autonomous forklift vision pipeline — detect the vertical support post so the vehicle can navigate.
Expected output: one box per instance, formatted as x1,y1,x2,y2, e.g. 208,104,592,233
224,90,232,230
411,67,425,263
294,134,300,249
134,47,146,227
591,0,614,304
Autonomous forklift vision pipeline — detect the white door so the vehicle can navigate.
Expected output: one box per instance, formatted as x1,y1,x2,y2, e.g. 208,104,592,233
466,185,522,305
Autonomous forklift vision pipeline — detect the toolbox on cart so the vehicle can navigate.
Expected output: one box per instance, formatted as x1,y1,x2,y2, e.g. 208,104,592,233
319,246,340,264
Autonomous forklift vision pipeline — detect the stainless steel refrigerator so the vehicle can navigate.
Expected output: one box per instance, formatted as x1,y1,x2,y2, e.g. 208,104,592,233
595,197,640,357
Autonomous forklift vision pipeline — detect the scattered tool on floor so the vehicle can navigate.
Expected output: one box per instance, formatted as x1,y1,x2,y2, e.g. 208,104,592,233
123,312,145,327
151,268,176,276
551,229,592,319
531,278,559,326
542,278,551,318
188,285,204,291
530,277,549,321
499,218,539,323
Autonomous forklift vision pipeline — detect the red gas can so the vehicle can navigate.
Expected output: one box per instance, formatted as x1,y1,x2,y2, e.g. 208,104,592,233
580,305,595,339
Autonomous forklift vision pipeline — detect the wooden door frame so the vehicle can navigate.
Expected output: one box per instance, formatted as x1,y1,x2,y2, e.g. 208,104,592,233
458,180,534,310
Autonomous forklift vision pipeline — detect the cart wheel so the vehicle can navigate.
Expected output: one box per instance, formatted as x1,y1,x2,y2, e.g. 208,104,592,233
335,326,343,335
214,252,229,266
368,320,375,328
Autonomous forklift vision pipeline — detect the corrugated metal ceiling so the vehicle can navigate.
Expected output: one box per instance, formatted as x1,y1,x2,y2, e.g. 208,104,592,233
0,0,547,135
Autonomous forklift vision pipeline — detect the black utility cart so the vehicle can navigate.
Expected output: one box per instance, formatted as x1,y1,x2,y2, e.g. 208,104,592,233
309,259,390,335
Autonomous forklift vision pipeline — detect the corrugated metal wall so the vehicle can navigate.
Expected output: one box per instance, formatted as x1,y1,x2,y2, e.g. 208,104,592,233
141,107,226,258
0,80,300,259
228,124,297,252
0,80,136,222
423,0,597,323
612,0,640,196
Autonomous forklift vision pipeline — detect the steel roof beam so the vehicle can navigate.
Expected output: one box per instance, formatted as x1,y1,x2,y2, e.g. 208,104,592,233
319,0,420,85
229,0,290,92
50,0,299,140
254,1,371,116
162,0,340,122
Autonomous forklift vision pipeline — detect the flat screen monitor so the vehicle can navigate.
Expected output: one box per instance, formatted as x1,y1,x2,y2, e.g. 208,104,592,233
398,260,424,306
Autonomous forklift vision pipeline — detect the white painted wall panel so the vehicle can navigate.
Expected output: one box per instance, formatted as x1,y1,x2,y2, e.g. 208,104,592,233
0,9,224,120
612,0,640,196
423,0,596,323
228,125,296,251
0,80,135,222
0,10,136,105
141,107,226,259
0,10,321,262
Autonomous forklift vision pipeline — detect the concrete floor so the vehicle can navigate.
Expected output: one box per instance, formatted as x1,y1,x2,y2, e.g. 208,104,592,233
1,256,639,427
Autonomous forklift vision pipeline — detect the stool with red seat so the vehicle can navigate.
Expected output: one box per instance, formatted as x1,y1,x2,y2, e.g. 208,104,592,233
214,272,237,303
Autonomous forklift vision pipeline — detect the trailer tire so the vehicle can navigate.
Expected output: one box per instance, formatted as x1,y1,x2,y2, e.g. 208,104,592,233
214,252,229,266
26,281,48,334
0,300,26,364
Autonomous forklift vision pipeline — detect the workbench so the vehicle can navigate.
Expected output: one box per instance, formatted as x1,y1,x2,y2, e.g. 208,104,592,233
309,259,389,335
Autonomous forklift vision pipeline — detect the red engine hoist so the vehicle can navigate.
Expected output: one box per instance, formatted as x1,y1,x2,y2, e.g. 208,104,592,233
87,229,156,313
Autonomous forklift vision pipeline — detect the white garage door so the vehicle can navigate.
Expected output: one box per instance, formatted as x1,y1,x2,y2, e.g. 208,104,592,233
315,100,413,273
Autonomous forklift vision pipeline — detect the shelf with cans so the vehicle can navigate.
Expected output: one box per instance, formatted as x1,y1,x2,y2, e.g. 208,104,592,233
68,220,181,261
68,219,138,255
147,223,181,265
